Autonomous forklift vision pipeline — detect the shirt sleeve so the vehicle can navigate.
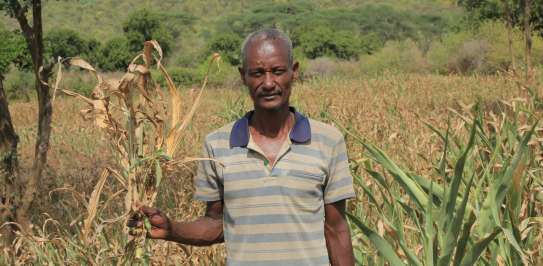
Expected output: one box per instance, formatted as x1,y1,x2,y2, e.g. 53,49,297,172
324,136,356,204
193,141,223,202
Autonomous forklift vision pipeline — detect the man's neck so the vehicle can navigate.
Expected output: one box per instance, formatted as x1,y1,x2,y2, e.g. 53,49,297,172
250,105,293,138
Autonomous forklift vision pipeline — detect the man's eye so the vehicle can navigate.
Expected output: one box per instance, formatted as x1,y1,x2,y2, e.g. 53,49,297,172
273,69,286,75
250,71,263,77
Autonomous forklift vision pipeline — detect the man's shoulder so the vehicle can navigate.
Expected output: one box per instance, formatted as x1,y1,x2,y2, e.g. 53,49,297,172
203,121,236,146
308,117,345,143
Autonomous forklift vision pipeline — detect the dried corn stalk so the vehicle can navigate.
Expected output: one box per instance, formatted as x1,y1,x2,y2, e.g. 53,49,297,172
56,41,221,265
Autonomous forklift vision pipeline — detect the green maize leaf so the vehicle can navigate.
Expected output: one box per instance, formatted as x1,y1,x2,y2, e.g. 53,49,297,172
354,248,365,265
398,241,422,266
144,216,152,232
335,120,429,209
501,226,528,264
452,212,477,266
411,174,444,201
364,167,389,192
478,123,537,235
438,173,474,266
362,141,429,210
424,182,435,266
441,121,477,234
154,159,163,188
459,228,501,266
347,212,406,266
356,175,386,215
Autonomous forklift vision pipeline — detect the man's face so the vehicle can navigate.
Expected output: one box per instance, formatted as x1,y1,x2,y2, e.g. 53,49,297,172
239,39,299,112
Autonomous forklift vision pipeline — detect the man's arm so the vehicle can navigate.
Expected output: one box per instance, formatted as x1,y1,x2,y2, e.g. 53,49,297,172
137,200,224,246
324,200,355,266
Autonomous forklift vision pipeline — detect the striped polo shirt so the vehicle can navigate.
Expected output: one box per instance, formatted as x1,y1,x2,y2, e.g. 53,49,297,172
194,108,356,266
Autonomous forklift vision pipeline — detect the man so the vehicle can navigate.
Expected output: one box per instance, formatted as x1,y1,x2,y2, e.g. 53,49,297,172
138,29,356,266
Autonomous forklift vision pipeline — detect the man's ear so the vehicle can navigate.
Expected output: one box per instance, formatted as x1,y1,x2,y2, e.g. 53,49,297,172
292,61,299,80
238,67,246,85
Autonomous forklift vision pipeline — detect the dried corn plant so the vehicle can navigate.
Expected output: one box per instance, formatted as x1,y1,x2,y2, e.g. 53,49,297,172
55,40,221,265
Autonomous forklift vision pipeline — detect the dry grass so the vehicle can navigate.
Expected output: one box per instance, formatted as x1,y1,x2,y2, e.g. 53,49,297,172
5,71,541,264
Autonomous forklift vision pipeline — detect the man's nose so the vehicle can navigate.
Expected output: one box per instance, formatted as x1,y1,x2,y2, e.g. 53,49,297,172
262,72,275,89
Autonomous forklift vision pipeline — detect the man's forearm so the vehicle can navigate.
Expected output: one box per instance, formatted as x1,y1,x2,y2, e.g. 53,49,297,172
166,216,224,246
325,218,355,266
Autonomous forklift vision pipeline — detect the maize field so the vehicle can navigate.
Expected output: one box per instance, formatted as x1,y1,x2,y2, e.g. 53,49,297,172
1,43,543,265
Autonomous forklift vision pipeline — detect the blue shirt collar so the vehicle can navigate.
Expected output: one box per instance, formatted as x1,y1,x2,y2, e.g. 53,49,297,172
230,107,311,147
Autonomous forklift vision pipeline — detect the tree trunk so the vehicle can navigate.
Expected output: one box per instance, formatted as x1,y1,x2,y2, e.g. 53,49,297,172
504,0,516,72
524,0,532,81
0,75,19,245
9,0,53,232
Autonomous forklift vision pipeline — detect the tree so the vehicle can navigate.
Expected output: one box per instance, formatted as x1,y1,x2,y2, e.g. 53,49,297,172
0,27,32,74
458,0,543,35
0,0,54,243
207,32,242,66
296,25,361,60
97,37,132,71
44,28,100,64
122,9,173,55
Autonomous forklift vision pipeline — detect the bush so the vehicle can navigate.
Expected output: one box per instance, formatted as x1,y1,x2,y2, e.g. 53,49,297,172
158,59,239,88
4,69,33,100
427,30,476,74
123,9,174,55
58,70,95,96
427,21,543,74
302,57,360,79
44,29,99,64
0,27,32,75
207,32,243,66
360,39,429,74
296,25,361,60
97,37,132,72
167,67,201,87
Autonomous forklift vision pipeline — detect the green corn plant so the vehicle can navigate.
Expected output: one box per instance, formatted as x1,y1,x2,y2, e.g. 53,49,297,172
333,100,541,265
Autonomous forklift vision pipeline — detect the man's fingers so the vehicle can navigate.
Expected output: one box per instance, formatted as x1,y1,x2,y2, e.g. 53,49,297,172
126,219,143,228
140,205,160,217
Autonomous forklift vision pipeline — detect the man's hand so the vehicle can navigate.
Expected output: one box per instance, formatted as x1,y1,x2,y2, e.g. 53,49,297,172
127,206,172,240
127,201,224,246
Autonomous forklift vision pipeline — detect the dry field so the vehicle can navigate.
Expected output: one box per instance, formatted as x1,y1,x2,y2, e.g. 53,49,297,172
5,72,543,265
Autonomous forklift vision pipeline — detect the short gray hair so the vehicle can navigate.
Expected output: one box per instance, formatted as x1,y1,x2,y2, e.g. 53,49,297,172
240,28,293,69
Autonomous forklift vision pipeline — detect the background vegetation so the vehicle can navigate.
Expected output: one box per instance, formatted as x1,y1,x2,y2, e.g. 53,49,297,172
1,0,543,98
1,0,543,265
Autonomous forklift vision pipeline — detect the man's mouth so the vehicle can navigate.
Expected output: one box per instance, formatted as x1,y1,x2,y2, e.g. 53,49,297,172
260,92,281,100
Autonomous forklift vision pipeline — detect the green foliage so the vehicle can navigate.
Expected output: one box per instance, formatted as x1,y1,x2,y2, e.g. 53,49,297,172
122,9,173,54
0,26,31,75
427,20,543,74
360,39,429,75
166,66,200,87
458,0,543,35
4,69,33,100
97,37,131,71
207,32,242,66
343,101,540,265
44,28,100,64
217,1,461,61
296,25,362,60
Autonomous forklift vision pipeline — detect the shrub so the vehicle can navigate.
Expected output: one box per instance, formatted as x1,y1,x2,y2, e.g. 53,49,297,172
4,69,33,100
59,70,95,96
123,9,173,55
97,37,132,72
167,67,201,87
360,39,429,74
44,29,99,64
427,21,543,74
297,25,361,60
207,32,243,66
0,27,32,75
